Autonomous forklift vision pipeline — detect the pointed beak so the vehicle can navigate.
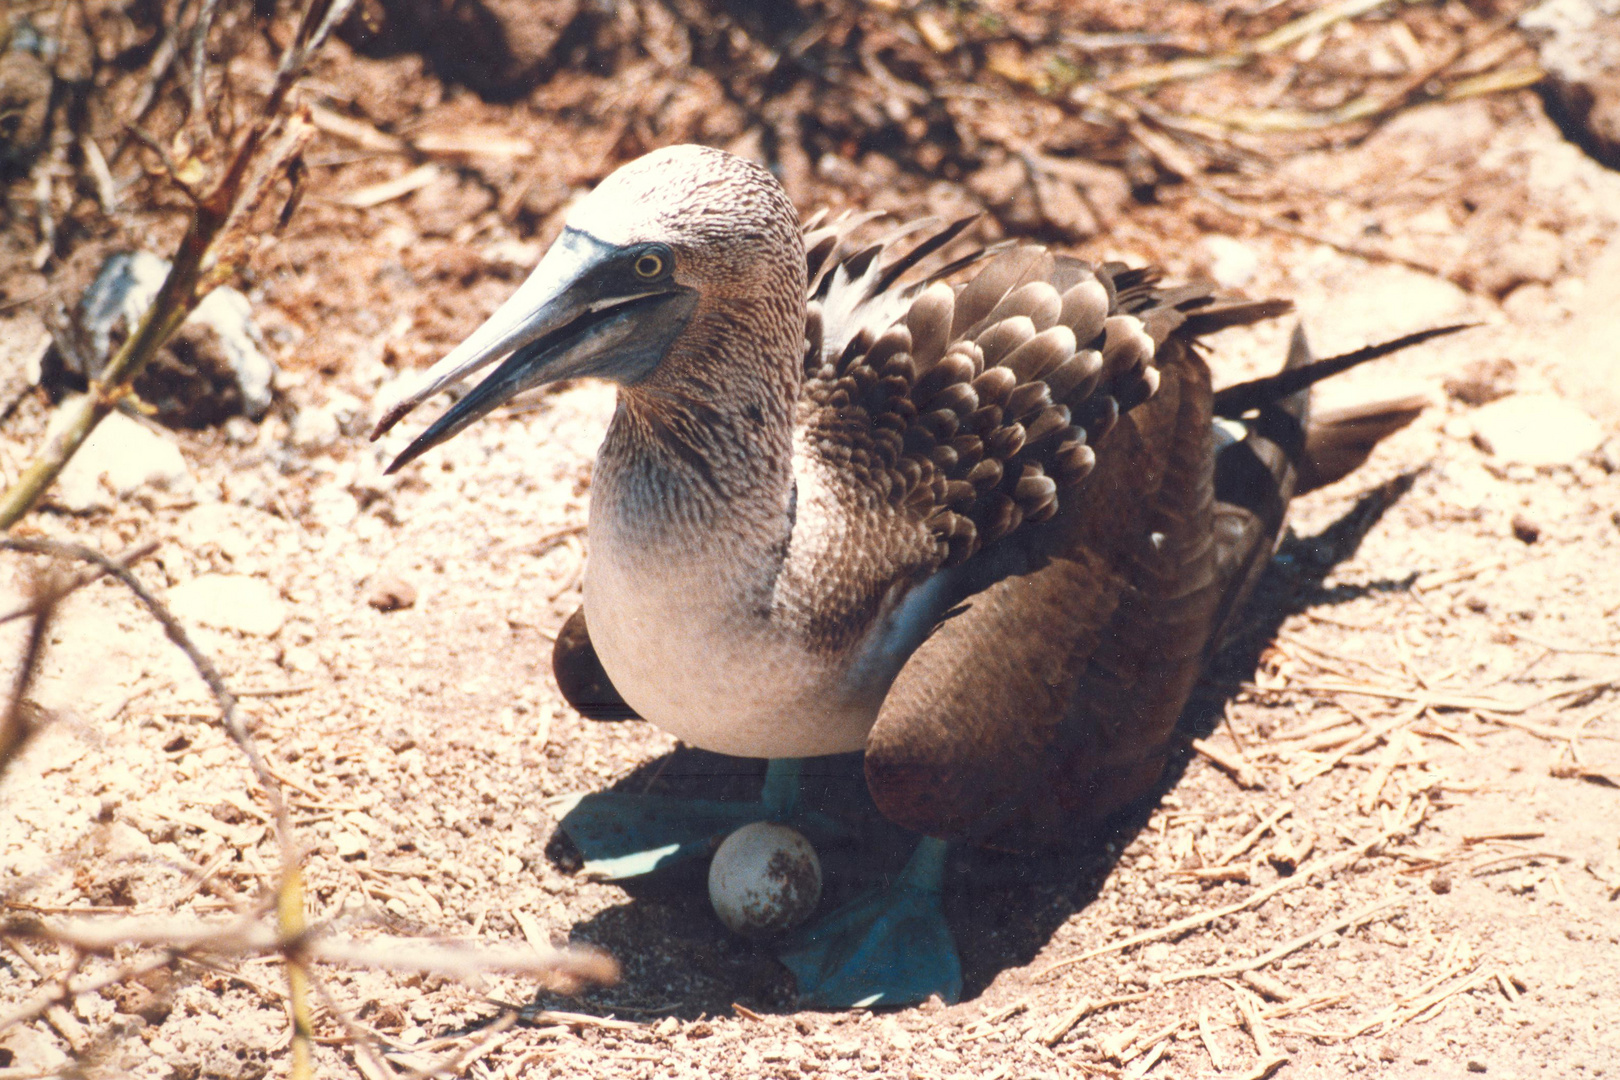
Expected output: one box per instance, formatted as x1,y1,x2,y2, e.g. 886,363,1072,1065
372,227,695,474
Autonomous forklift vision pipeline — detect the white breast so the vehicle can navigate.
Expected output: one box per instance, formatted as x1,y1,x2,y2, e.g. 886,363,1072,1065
583,535,879,759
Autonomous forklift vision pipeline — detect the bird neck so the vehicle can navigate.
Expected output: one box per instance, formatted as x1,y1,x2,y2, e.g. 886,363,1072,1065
590,298,803,580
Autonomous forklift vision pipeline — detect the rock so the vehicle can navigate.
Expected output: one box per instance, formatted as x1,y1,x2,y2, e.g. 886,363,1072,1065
289,391,364,450
1462,225,1565,297
1596,436,1620,473
1199,235,1261,289
49,403,193,512
105,821,154,859
1469,393,1605,467
53,251,276,426
167,574,287,637
1511,513,1542,543
366,573,417,612
968,154,1031,210
340,0,586,99
0,1024,69,1073
1031,171,1098,241
1443,357,1517,406
1521,0,1620,166
0,41,52,173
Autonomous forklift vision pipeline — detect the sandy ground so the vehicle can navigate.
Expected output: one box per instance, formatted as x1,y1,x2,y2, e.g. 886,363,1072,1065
1,4,1618,1078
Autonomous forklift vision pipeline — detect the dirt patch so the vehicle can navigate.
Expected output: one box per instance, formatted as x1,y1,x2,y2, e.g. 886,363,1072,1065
2,1,1617,1078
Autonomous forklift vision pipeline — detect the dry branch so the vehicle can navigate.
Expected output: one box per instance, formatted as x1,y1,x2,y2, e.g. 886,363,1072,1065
3,914,614,985
0,571,57,780
0,0,354,530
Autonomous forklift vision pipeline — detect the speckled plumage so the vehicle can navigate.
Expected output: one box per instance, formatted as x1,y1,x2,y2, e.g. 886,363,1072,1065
383,145,1439,849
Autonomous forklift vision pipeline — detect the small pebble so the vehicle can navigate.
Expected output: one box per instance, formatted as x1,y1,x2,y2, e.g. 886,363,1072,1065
367,574,418,611
1595,437,1620,474
1468,1061,1488,1073
1430,872,1453,894
1511,514,1541,544
1443,357,1516,406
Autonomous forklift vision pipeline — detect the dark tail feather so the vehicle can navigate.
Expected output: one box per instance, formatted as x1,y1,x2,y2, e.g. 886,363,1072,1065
1180,297,1297,338
1212,323,1474,418
1297,392,1431,494
1206,321,1450,650
1206,325,1314,651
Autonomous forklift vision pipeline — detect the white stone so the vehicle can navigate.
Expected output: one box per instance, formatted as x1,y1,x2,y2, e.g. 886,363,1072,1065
0,1025,69,1073
1200,235,1261,289
1470,393,1606,467
167,573,288,636
48,401,192,512
289,402,342,449
708,821,821,938
106,820,154,859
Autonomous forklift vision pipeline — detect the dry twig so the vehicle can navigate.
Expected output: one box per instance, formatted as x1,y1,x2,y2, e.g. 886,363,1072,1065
1036,796,1428,980
1160,895,1405,984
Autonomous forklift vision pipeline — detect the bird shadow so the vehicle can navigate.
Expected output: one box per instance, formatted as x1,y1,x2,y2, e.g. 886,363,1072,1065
540,471,1420,1017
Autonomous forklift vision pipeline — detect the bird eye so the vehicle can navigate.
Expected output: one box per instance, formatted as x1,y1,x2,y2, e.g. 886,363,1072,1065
633,251,666,279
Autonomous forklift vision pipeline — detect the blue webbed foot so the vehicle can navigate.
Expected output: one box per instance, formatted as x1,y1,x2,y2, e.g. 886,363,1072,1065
778,837,962,1008
555,759,844,880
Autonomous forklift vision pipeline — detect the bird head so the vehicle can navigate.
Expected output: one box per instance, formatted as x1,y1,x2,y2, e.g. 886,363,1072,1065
372,144,803,473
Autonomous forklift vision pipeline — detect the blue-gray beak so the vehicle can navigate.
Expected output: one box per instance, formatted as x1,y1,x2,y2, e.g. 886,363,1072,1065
373,228,695,474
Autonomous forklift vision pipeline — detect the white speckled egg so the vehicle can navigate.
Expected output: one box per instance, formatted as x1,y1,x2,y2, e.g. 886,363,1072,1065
707,822,822,938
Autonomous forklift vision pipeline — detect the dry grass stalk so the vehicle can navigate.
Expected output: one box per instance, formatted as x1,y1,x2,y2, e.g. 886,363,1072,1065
1197,1002,1226,1070
1268,828,1316,872
1177,10,1536,134
1172,864,1251,883
1240,971,1295,1003
1160,894,1405,984
962,998,1030,1040
1035,796,1429,981
1,937,90,1054
1334,968,1493,1039
1215,804,1294,866
1237,1054,1291,1080
1289,704,1425,788
1190,735,1264,788
1103,0,1396,93
1235,988,1276,1058
0,908,616,1034
0,950,179,1044
1191,186,1448,279
1357,731,1415,813
1031,992,1149,1047
1099,1018,1145,1062
1118,1018,1185,1065
1124,1037,1171,1076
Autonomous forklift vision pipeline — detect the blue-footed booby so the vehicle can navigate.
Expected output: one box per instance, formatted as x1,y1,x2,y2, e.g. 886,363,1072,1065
374,144,1461,1008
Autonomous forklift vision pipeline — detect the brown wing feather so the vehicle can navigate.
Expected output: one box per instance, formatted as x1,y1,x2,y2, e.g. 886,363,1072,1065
863,341,1221,849
782,219,1287,673
799,242,1193,580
